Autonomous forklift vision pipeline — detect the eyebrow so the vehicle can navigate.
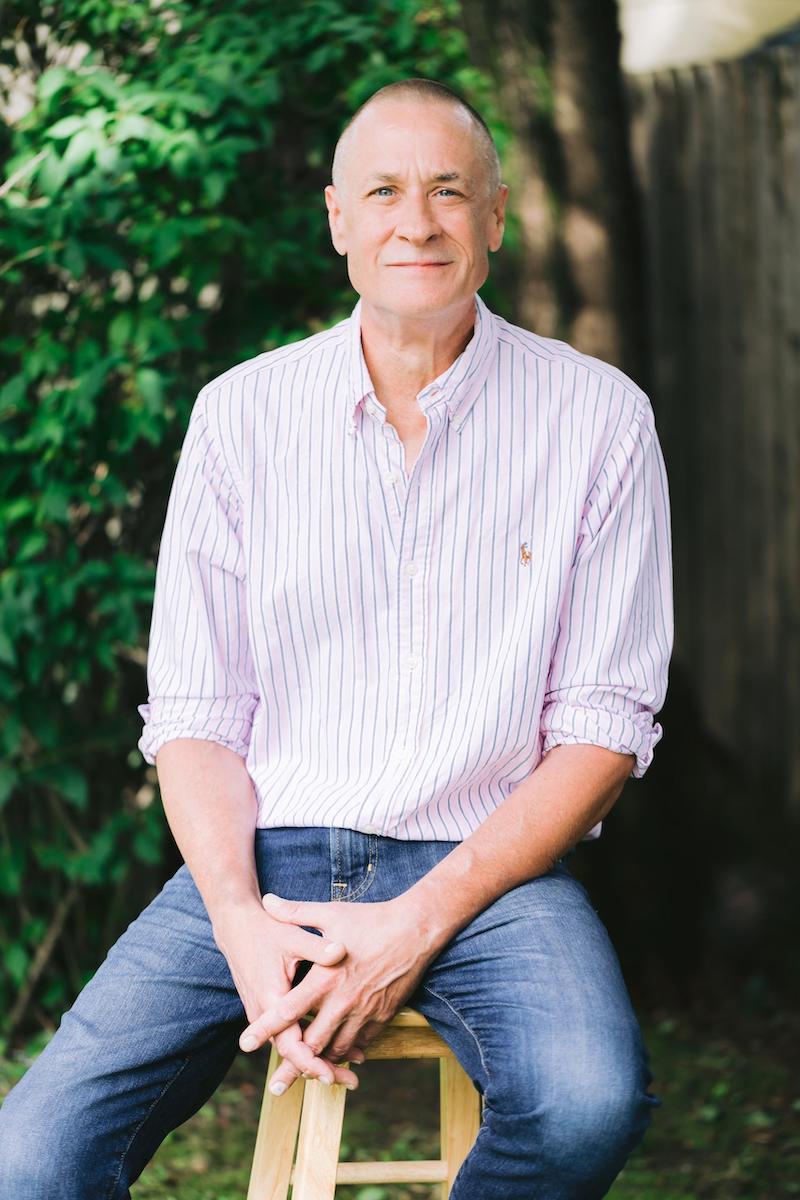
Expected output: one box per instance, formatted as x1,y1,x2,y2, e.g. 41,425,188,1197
363,171,474,188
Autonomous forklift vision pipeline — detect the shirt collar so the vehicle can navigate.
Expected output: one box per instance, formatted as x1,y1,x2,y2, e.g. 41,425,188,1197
346,291,499,438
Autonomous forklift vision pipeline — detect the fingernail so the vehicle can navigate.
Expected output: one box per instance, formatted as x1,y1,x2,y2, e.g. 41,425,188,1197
319,1075,332,1086
241,1035,258,1051
345,1082,358,1090
269,1081,287,1095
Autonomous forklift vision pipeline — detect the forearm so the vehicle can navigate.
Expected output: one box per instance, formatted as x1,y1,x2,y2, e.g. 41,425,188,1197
401,743,634,949
155,738,262,932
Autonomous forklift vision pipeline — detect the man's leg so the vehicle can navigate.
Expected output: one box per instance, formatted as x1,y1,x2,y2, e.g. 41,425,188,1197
343,832,658,1200
405,856,660,1200
0,827,332,1200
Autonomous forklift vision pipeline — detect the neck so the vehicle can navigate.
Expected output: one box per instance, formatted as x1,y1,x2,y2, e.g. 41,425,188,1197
359,296,477,403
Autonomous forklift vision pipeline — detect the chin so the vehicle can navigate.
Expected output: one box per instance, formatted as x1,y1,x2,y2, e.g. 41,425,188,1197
376,287,465,318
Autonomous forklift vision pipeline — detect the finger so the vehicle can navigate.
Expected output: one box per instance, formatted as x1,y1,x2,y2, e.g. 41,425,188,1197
268,1053,360,1095
239,992,317,1051
239,974,326,1049
293,930,347,964
323,1027,367,1065
296,1005,353,1060
262,893,336,930
270,1025,359,1093
327,1017,384,1063
302,1009,363,1060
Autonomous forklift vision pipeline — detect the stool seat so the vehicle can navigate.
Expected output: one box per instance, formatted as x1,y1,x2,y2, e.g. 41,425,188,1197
246,1006,483,1198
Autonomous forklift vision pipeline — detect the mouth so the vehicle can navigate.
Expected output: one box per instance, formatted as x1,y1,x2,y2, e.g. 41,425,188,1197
387,262,452,269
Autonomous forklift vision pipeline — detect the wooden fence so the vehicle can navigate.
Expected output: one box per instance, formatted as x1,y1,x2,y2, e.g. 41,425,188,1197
625,44,800,816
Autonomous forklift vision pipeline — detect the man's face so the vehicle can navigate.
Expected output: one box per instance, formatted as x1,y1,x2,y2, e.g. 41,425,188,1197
324,98,507,320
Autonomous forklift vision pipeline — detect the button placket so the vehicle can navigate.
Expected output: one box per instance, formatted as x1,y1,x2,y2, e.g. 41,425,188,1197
392,408,443,762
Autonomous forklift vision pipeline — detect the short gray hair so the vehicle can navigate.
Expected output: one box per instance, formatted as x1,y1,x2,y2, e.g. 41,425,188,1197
331,78,502,197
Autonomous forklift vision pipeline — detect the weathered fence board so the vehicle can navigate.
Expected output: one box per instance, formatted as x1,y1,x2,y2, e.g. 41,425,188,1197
626,44,800,815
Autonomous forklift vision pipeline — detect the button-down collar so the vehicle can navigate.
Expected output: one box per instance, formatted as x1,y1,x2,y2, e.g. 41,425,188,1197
346,291,499,438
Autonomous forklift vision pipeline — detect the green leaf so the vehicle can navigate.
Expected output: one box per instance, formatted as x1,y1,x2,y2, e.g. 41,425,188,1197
4,944,29,987
0,763,18,808
38,66,71,103
37,150,70,196
114,113,155,143
47,116,85,140
63,239,87,278
61,768,89,809
62,129,98,174
136,368,163,413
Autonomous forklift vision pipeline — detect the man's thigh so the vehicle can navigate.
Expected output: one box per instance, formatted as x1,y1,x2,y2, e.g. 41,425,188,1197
408,857,657,1121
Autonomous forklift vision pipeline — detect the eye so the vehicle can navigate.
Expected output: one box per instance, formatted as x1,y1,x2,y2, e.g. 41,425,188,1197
371,186,395,197
436,188,461,197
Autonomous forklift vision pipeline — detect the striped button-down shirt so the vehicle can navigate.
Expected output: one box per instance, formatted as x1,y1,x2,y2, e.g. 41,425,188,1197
137,291,673,841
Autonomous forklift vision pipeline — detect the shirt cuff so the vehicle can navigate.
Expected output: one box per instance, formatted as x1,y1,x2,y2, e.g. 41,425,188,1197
137,696,258,765
540,700,663,779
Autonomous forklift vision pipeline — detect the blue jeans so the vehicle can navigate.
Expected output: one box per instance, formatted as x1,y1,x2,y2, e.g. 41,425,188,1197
0,827,659,1198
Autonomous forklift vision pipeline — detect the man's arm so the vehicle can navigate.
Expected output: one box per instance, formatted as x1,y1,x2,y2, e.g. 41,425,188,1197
154,738,262,929
137,393,360,1088
404,394,673,942
397,742,632,947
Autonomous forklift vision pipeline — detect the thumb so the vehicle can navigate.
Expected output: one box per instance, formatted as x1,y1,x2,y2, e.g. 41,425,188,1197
262,893,329,925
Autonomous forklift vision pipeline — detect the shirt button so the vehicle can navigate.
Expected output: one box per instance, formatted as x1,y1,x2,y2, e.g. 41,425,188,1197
384,472,397,485
402,654,421,671
404,562,418,576
362,822,381,835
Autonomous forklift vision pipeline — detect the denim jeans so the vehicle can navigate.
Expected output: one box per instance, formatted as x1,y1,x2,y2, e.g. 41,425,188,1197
0,826,659,1199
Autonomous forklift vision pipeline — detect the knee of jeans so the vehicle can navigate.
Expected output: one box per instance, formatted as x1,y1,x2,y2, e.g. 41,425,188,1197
542,1064,658,1166
489,1044,658,1165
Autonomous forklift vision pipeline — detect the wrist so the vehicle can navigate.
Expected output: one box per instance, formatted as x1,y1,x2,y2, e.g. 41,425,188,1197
390,885,460,954
210,893,265,947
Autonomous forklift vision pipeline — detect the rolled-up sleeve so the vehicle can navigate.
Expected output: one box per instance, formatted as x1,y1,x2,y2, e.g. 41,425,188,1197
540,397,674,779
136,390,259,765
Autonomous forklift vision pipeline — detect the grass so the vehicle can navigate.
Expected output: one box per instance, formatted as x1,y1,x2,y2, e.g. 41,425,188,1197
2,1007,798,1199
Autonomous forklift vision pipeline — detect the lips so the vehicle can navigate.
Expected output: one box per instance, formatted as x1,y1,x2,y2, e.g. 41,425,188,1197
388,261,451,267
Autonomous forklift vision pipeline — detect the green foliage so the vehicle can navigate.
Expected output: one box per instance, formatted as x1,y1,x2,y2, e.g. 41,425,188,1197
0,0,499,1036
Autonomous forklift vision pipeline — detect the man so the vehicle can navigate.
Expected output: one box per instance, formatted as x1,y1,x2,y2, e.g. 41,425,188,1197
0,78,673,1198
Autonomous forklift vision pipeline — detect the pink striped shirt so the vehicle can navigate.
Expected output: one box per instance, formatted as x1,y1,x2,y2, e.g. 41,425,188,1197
137,292,673,841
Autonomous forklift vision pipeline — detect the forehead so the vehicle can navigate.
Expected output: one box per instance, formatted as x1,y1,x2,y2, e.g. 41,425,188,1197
345,98,482,179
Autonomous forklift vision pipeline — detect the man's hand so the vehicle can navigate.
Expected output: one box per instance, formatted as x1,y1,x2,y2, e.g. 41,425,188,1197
238,892,442,1096
211,901,363,1094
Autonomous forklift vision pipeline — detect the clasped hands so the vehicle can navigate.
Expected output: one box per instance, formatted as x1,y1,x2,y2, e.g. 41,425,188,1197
238,891,440,1097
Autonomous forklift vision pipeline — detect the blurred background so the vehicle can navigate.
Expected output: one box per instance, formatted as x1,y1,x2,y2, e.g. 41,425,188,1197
1,1,799,1195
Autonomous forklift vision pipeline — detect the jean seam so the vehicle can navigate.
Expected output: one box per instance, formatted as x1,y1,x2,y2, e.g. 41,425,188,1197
104,1053,193,1200
347,834,379,901
420,980,492,1091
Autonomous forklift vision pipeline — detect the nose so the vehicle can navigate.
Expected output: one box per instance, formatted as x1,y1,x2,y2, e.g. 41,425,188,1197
395,193,442,244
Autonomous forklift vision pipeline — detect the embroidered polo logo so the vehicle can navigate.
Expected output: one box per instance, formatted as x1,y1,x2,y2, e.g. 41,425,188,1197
520,542,531,566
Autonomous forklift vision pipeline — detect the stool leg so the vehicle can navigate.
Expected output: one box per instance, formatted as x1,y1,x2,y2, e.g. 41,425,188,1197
246,1043,305,1200
439,1054,482,1198
291,1077,349,1199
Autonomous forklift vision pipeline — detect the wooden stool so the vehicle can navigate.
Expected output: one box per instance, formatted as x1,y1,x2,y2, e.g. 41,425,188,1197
246,1007,483,1198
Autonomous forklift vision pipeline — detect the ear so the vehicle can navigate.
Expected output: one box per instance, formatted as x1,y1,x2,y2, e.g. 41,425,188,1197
487,183,509,254
325,184,348,257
